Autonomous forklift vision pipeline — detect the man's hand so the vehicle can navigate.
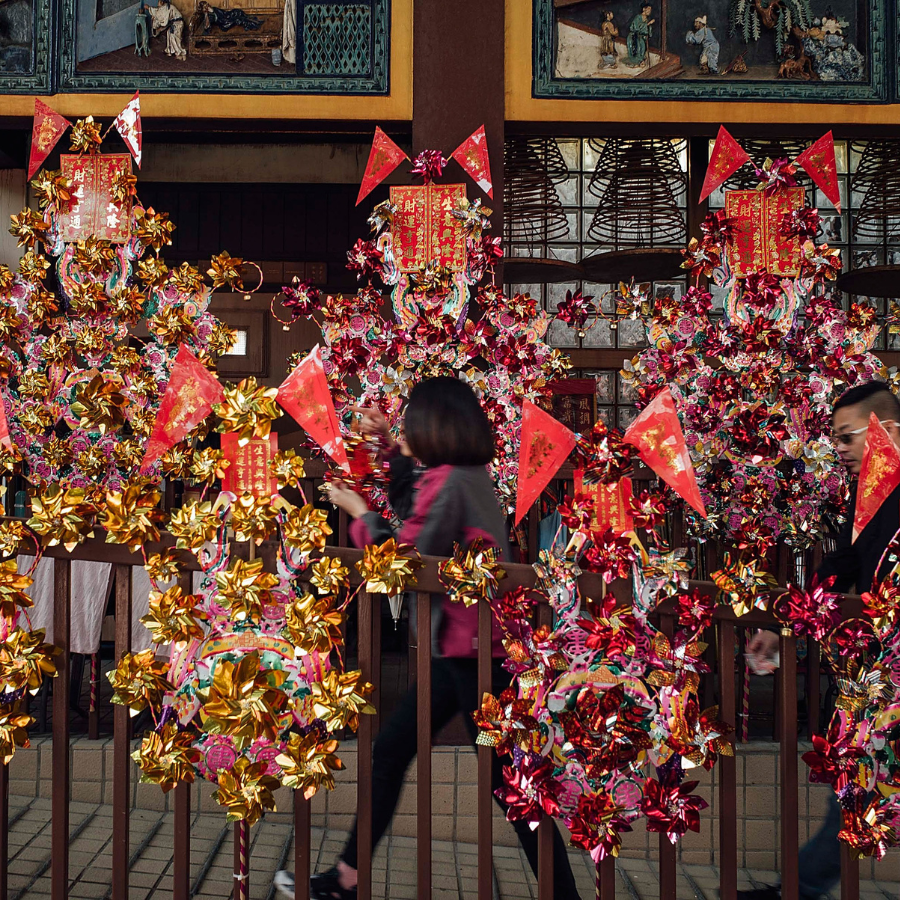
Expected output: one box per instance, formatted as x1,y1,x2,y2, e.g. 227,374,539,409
747,630,780,675
327,480,369,519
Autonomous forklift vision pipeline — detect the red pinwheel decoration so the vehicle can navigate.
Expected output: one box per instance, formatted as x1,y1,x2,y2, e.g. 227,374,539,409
555,288,596,337
641,773,708,844
410,149,448,184
496,756,562,830
771,574,841,641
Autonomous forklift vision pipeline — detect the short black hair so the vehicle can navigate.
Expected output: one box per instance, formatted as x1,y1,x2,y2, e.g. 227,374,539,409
403,376,495,468
833,381,900,422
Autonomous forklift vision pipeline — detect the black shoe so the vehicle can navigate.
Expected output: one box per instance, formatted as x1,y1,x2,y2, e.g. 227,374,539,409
737,888,781,900
310,867,357,900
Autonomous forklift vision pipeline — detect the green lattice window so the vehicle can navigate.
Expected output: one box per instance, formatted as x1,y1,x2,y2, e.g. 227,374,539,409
301,3,373,77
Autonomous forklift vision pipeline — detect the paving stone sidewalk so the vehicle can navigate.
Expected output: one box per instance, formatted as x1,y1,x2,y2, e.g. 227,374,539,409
4,796,898,900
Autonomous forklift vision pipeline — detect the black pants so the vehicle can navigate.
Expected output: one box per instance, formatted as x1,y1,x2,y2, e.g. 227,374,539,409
341,657,582,899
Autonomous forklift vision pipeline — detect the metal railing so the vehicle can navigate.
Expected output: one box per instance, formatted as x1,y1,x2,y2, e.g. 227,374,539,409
0,526,872,900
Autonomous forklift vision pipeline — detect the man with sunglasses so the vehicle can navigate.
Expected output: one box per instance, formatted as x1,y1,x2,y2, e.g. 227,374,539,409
739,380,900,900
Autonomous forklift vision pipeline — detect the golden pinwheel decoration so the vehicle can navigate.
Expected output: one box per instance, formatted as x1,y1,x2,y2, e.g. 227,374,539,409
284,592,344,656
215,558,280,622
356,539,422,598
276,731,344,799
0,628,57,694
309,556,351,596
309,669,375,732
168,500,223,552
0,702,32,764
133,723,202,793
108,649,173,716
282,504,332,556
0,560,34,621
212,756,280,826
101,483,162,551
438,537,506,608
70,374,128,434
214,377,280,446
140,586,208,645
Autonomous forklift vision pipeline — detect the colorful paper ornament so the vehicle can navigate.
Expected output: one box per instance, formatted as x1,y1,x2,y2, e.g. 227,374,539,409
277,345,350,472
852,413,900,543
28,100,71,180
356,127,409,206
700,126,750,202
515,400,576,526
624,388,706,517
795,131,840,212
141,346,224,470
450,125,494,199
112,91,142,169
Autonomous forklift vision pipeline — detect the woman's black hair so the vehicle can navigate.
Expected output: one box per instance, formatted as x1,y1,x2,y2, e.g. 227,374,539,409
403,376,495,468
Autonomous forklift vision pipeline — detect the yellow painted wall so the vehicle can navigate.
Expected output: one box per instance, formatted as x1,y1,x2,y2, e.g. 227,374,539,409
506,0,900,126
0,0,412,122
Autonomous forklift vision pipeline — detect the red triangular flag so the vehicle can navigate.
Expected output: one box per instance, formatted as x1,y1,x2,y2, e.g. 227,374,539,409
853,413,900,543
450,125,493,199
515,400,577,526
624,388,706,517
140,346,224,471
795,131,840,212
28,100,71,180
356,127,409,206
113,91,142,169
277,345,350,472
700,126,751,202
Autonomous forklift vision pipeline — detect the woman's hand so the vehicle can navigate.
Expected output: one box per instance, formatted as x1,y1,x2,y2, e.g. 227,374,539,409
327,480,370,519
352,406,393,442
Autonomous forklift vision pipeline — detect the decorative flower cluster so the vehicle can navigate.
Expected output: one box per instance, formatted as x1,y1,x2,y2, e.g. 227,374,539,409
625,196,883,556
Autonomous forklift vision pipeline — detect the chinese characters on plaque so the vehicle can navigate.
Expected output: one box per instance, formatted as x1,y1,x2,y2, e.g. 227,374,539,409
389,184,467,272
221,433,279,497
574,469,634,535
540,379,597,434
58,154,133,243
725,188,804,277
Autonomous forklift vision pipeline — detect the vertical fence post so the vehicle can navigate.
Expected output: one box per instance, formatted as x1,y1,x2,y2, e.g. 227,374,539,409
477,598,493,900
112,565,132,900
536,598,553,900
839,843,859,900
718,620,737,900
807,639,820,741
52,558,70,900
779,629,799,900
293,791,311,900
416,593,432,900
356,590,374,900
173,782,191,900
658,614,676,900
87,653,99,741
597,854,615,900
0,754,8,900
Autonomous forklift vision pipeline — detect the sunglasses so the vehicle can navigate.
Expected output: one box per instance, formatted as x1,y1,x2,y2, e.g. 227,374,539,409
832,420,898,447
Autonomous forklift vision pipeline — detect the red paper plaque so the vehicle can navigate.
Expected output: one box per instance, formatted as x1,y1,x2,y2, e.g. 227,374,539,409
575,470,634,535
59,154,132,243
221,432,278,497
724,187,804,278
389,183,467,272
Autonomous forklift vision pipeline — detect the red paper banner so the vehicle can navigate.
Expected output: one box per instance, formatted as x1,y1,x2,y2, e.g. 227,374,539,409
59,154,133,243
389,183,467,272
575,469,634,535
700,126,751,202
450,125,493,199
28,99,71,180
113,91,142,169
141,346,224,471
515,400,577,526
356,127,409,206
795,131,840,212
0,397,12,452
853,413,900,543
725,187,804,278
221,433,278,497
624,388,706,517
277,345,349,472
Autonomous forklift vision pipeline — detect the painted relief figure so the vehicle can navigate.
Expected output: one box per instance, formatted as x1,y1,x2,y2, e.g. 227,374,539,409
147,0,187,60
0,0,34,73
552,0,866,83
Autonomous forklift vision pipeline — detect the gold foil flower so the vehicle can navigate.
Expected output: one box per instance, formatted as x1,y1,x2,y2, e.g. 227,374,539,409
309,556,350,596
30,170,71,210
108,346,142,375
0,628,57,694
0,305,21,341
141,585,207,645
169,500,223,551
17,370,51,400
0,265,13,293
207,322,238,358
438,538,506,608
101,483,163,550
135,207,175,251
9,209,48,248
276,731,344,799
112,438,144,470
160,446,194,480
309,669,374,732
281,504,332,555
42,334,71,365
171,262,203,294
284,592,343,656
71,374,127,434
188,448,229,486
144,549,182,584
711,553,778,618
230,493,278,545
137,256,170,288
27,486,94,550
0,702,32,764
26,288,58,325
43,437,72,470
74,328,108,360
133,723,201,792
0,520,26,558
74,236,116,277
69,281,108,317
149,307,195,345
110,170,138,204
197,651,289,747
269,449,306,490
215,557,279,622
207,252,244,290
18,249,50,282
214,378,280,446
109,285,146,323
128,405,156,436
69,117,103,154
212,756,279,825
18,404,53,436
355,539,422,597
108,649,173,716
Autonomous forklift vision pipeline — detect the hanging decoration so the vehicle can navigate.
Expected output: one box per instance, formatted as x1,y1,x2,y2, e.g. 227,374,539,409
852,414,900,542
112,91,143,169
450,125,494,199
356,127,409,206
28,100,71,180
699,126,750,202
794,131,840,212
